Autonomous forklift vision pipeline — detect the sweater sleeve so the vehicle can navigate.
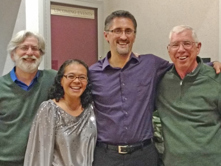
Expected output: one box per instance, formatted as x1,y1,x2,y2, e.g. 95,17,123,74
217,86,221,115
155,57,172,82
24,101,56,166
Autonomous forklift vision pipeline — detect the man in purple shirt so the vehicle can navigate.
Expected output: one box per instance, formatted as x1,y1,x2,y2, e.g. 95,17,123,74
89,10,220,166
89,10,171,166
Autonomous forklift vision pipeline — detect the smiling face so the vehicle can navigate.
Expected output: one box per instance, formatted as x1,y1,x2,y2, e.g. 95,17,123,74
61,63,88,100
104,17,136,57
11,36,42,73
168,29,201,75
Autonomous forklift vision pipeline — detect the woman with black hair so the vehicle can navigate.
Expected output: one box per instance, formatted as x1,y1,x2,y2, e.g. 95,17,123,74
24,59,96,166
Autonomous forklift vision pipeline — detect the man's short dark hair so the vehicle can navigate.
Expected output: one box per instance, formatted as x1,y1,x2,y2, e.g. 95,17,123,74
104,10,137,32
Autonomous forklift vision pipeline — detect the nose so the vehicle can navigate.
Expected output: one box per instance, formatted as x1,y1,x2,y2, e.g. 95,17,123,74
26,47,34,55
119,31,127,39
72,77,81,83
177,43,186,52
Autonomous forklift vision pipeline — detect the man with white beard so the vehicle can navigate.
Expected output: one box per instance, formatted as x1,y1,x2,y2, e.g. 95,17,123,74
0,30,57,166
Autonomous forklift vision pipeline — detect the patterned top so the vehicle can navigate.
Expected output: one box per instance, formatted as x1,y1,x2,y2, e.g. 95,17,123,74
24,100,97,166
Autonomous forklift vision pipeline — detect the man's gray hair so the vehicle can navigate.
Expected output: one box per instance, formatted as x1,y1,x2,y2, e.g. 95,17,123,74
169,25,199,43
7,30,45,55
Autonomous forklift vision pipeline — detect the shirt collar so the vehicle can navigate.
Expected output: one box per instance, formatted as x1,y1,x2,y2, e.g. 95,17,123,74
170,56,202,76
10,67,17,82
102,51,139,70
10,67,40,82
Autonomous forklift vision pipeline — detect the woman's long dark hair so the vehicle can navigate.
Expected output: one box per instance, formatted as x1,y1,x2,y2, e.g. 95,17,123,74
48,59,92,109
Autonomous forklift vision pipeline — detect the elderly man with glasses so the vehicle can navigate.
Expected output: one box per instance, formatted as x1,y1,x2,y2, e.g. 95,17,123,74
0,30,57,166
156,25,221,166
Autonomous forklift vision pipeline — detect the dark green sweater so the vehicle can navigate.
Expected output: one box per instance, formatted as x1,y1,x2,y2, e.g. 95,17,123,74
0,69,57,166
156,57,221,166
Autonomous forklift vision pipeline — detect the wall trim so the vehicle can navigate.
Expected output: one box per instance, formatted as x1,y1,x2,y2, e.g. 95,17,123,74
39,0,104,69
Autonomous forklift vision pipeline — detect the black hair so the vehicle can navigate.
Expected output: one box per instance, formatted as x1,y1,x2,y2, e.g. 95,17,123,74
48,59,92,109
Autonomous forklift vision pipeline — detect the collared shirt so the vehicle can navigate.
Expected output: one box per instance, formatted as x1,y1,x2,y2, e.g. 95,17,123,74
10,67,39,91
89,51,172,144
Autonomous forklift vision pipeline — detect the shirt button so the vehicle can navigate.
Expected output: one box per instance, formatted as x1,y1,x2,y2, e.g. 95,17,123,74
122,83,125,86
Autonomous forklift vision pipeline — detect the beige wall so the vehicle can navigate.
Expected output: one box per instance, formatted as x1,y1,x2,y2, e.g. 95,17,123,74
0,0,219,76
102,0,219,62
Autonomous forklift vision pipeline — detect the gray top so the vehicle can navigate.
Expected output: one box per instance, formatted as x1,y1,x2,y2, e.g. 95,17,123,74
24,100,97,166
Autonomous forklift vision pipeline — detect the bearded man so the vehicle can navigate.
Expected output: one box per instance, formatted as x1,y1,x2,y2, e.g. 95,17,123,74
0,30,57,166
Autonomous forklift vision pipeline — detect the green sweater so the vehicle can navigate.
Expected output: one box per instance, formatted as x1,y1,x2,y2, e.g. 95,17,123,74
0,69,57,166
156,57,221,166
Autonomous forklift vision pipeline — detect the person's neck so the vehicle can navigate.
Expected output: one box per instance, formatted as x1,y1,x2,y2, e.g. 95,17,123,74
15,67,38,86
176,61,198,79
109,52,131,68
57,97,83,116
64,97,82,110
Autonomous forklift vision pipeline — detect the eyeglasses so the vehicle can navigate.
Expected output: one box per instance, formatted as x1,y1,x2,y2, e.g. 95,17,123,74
17,45,40,52
63,74,88,82
106,28,136,36
168,41,198,50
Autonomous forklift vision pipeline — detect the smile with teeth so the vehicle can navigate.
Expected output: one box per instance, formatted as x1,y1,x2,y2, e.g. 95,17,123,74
71,86,81,90
119,42,127,44
118,40,129,45
23,58,36,62
178,56,187,60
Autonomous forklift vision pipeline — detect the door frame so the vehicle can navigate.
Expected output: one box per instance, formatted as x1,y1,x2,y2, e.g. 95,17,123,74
39,0,104,69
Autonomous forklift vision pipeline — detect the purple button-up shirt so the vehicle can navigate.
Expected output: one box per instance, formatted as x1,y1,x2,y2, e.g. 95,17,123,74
89,52,171,144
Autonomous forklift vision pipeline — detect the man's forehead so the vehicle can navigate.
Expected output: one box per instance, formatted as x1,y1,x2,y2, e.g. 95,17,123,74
109,17,134,28
171,30,193,40
21,36,38,44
